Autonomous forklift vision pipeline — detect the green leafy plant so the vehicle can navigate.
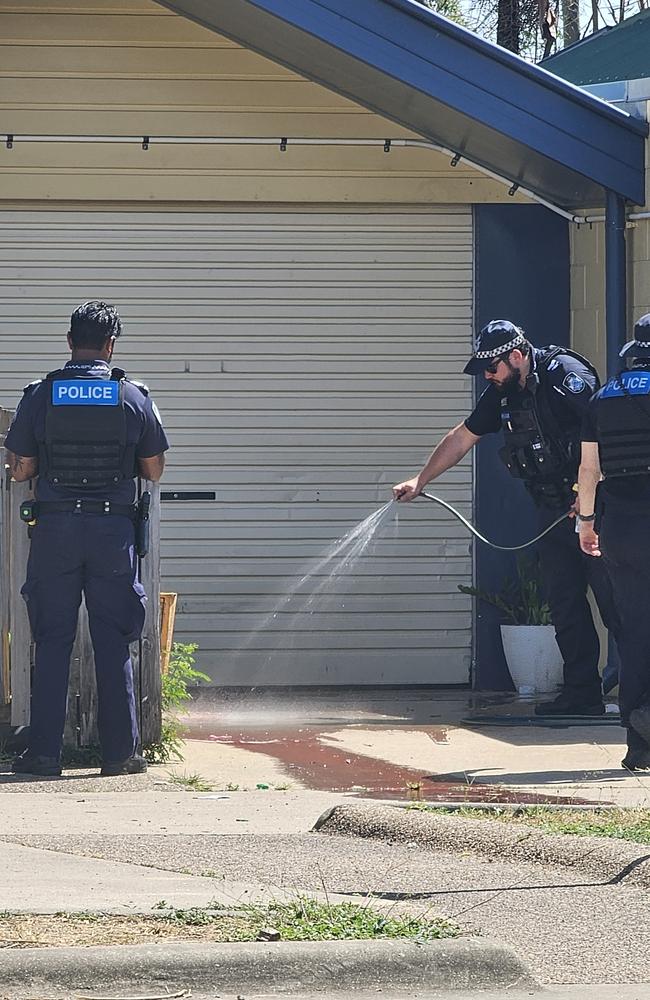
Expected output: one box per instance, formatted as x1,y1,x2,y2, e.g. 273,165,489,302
167,771,214,793
144,641,209,764
458,555,552,625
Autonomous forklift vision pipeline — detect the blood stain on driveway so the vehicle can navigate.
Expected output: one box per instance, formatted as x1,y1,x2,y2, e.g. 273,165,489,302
185,724,591,805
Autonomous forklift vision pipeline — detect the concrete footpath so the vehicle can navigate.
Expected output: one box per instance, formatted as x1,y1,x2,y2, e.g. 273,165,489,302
1,688,650,993
0,780,649,987
176,687,650,807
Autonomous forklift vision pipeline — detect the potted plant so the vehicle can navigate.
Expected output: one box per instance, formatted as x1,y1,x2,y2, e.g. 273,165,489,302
459,556,562,695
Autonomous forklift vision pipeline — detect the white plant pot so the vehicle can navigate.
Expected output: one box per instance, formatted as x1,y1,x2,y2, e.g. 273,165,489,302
500,624,563,696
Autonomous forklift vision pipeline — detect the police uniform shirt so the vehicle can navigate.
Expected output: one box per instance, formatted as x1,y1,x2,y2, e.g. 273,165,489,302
465,346,598,443
582,369,650,503
5,359,169,504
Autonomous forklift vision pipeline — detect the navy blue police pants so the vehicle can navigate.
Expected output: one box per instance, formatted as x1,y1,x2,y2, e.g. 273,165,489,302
21,512,146,761
537,510,622,704
599,503,650,747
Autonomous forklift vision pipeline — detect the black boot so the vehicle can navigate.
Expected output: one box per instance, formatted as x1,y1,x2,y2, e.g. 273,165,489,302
621,747,650,771
534,692,605,717
100,754,148,777
12,751,62,777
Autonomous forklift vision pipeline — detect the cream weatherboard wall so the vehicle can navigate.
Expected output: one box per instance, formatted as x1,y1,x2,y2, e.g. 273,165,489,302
0,0,497,684
0,0,524,205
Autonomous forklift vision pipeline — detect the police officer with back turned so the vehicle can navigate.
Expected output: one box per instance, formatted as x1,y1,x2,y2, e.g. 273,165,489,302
393,320,622,717
578,313,650,770
5,301,169,777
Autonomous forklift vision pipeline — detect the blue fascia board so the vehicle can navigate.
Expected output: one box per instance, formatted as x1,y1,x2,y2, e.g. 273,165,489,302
156,0,647,206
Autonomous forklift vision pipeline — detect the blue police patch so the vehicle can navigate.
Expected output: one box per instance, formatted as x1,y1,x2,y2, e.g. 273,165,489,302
563,372,585,394
52,380,119,406
600,371,650,399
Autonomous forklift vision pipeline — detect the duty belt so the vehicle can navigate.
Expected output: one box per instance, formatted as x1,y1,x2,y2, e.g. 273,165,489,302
34,499,137,519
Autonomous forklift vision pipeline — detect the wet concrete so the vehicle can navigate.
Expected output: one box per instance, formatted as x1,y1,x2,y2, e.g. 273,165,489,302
184,688,599,804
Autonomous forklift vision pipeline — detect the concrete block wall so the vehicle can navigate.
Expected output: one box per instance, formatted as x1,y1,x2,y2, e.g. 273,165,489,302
571,217,650,378
571,221,605,375
571,105,650,376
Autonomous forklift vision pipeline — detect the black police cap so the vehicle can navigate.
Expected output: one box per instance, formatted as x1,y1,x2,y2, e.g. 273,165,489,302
463,320,526,376
620,313,650,360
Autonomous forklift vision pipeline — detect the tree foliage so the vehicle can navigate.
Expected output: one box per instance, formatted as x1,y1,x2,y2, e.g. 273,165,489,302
447,1,648,61
418,0,466,25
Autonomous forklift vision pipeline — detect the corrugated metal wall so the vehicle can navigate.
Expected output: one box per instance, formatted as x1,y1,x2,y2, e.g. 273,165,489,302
0,207,474,684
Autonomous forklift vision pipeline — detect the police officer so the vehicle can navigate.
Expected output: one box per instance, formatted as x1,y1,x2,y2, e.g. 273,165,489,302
5,301,169,777
578,314,650,769
393,319,621,717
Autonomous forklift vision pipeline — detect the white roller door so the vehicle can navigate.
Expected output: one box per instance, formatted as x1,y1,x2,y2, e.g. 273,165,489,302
0,209,474,685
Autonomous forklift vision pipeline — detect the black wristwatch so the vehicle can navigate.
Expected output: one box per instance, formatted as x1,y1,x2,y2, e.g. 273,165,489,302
577,513,596,523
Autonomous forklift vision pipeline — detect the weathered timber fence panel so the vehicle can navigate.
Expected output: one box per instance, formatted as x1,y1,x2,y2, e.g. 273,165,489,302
63,600,98,748
136,481,162,748
0,420,162,746
8,478,33,727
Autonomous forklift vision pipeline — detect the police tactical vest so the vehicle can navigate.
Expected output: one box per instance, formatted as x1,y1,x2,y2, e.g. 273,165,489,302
498,347,598,505
595,368,650,478
40,367,136,490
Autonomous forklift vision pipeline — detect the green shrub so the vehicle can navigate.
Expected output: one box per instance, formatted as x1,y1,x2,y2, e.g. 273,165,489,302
144,642,209,764
458,555,552,626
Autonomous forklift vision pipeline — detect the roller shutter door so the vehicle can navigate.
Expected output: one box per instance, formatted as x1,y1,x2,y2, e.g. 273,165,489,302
0,209,474,684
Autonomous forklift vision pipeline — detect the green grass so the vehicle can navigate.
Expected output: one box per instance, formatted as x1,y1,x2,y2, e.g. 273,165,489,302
409,804,650,845
166,771,213,792
154,897,459,942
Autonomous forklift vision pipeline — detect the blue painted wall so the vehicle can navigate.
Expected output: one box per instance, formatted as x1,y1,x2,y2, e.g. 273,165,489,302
473,204,570,690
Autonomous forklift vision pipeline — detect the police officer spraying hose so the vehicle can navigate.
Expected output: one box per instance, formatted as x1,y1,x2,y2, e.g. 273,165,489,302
394,320,622,718
578,314,650,770
5,301,169,777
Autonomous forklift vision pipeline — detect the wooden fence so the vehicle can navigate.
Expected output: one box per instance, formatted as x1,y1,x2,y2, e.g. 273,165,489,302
0,407,162,747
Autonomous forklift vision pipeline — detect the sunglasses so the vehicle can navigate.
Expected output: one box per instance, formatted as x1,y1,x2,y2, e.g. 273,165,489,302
485,351,512,375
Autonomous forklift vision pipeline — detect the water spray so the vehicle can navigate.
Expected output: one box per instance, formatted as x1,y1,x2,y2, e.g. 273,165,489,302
413,491,570,552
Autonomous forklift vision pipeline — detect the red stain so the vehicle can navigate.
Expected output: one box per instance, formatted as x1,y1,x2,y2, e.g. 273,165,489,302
185,723,597,805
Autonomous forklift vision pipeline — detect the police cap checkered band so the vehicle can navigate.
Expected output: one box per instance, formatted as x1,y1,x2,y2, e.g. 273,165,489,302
463,319,526,375
473,333,526,360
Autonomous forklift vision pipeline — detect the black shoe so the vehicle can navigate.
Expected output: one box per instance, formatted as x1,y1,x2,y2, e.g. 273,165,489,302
534,694,605,717
100,754,147,777
621,747,650,771
11,751,62,777
630,706,650,746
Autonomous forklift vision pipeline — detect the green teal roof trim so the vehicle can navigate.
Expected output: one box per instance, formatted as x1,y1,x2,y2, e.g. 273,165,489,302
543,9,650,86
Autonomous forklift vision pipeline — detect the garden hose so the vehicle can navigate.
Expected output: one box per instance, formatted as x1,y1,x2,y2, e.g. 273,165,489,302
417,491,571,552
